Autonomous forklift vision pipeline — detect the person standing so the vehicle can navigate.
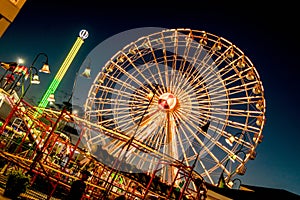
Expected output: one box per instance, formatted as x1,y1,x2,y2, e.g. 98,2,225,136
66,170,91,200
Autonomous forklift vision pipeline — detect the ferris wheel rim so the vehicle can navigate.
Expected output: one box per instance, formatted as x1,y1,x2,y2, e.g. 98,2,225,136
76,27,265,186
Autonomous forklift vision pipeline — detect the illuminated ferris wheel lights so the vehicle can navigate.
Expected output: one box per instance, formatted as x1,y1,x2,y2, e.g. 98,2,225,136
199,33,208,45
236,163,246,175
212,40,222,51
236,57,246,68
105,65,114,72
253,84,262,94
129,47,137,55
117,55,125,63
246,70,256,80
248,149,257,160
253,134,263,143
256,100,264,110
226,47,235,58
98,73,106,84
256,116,264,126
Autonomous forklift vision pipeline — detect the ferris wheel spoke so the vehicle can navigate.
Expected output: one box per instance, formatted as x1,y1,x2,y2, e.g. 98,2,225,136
109,61,148,89
143,125,164,150
175,113,219,160
104,73,147,95
146,53,168,88
124,53,158,88
175,128,192,165
176,120,200,160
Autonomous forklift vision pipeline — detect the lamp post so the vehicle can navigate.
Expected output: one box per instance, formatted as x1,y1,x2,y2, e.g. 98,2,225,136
7,53,49,98
227,178,242,189
22,53,50,98
20,67,40,98
5,53,49,96
217,149,247,189
0,53,50,135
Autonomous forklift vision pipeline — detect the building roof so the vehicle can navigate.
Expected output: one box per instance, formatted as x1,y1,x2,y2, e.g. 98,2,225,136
206,183,300,200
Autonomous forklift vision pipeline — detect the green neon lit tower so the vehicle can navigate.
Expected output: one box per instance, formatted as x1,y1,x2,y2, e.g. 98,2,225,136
38,29,89,109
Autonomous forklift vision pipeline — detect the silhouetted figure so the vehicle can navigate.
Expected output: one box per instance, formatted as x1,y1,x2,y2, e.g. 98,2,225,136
66,170,91,200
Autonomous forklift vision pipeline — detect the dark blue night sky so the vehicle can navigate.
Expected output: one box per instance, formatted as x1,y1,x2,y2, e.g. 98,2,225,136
0,0,299,195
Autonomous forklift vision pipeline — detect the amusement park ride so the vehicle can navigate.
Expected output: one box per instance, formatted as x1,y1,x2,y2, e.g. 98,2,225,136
0,28,266,199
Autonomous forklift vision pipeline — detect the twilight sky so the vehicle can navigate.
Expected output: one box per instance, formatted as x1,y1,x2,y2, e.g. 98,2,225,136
0,0,299,195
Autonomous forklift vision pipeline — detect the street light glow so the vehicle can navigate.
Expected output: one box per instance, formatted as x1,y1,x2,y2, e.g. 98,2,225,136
17,58,24,64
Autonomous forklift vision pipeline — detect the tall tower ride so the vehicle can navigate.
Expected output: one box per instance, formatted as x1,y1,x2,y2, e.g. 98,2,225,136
38,29,89,109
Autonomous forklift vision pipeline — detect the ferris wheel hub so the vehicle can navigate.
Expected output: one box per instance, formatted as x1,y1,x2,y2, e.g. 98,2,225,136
158,93,177,111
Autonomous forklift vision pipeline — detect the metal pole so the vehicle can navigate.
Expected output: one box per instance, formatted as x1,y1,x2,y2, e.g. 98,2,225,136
0,53,49,135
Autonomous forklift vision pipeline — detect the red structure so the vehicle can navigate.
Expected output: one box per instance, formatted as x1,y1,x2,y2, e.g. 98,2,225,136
0,89,207,199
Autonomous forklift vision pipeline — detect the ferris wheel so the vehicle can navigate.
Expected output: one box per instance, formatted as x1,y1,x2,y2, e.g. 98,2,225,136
82,28,266,187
